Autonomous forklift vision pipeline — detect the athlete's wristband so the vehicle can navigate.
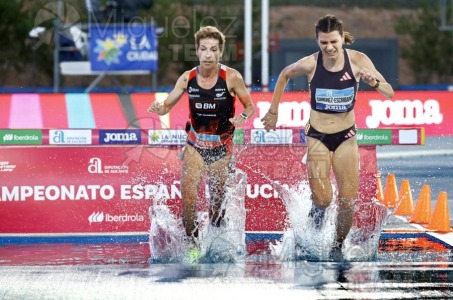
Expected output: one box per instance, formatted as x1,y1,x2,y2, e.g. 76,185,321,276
240,113,248,120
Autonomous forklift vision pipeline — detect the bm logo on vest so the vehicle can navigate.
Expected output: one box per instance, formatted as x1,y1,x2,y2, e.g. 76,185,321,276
195,102,217,110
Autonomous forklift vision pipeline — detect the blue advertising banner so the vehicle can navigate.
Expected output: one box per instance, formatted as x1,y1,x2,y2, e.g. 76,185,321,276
99,129,142,144
89,24,158,71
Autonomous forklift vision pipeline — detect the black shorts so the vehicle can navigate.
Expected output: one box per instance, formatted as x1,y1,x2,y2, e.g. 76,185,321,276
188,143,228,165
305,123,357,152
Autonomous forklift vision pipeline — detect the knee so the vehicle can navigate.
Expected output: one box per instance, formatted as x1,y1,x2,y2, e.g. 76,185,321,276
181,192,197,205
181,181,200,199
181,195,197,208
311,192,333,209
338,197,356,211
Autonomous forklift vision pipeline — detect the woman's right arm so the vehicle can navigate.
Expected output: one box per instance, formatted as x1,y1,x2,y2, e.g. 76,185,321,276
148,71,189,115
262,55,314,131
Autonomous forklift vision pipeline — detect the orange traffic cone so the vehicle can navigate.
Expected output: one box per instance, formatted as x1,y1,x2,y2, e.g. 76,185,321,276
427,192,452,232
383,173,398,208
395,179,414,216
410,185,431,224
376,173,384,203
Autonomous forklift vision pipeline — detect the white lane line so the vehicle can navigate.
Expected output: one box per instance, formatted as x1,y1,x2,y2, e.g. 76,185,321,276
377,149,453,159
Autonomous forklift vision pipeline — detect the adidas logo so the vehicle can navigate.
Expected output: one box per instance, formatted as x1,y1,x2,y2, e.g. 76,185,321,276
340,71,352,81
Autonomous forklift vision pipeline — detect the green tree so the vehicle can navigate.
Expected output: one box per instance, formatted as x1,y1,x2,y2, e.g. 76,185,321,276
0,0,83,87
2,0,255,89
394,0,453,83
0,1,35,86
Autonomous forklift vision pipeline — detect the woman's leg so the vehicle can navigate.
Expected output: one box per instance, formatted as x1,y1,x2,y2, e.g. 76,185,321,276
180,145,205,240
306,137,333,210
206,154,233,227
332,137,360,247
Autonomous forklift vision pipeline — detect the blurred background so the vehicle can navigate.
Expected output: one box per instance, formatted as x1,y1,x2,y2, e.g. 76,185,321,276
2,0,453,93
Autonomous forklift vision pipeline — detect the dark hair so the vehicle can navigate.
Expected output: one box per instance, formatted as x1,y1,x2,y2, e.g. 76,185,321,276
315,14,355,45
194,26,226,52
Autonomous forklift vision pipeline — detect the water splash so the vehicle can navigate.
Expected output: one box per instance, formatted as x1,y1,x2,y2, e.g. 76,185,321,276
201,170,247,263
270,181,336,261
149,169,247,263
343,205,391,261
270,181,392,261
149,203,185,263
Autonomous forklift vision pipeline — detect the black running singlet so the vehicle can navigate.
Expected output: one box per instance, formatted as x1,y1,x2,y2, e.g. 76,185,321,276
309,50,358,114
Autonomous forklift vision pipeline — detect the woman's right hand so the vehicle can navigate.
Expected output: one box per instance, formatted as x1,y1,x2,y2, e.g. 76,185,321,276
148,101,164,115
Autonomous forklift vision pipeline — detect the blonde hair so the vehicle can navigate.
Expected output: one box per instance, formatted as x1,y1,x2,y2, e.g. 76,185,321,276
315,14,355,45
194,26,226,52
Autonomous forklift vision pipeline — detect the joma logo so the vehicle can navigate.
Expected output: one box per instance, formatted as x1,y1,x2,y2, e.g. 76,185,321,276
366,99,443,128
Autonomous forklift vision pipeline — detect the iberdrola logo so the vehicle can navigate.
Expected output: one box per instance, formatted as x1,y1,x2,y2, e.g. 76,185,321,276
93,33,127,65
356,133,363,141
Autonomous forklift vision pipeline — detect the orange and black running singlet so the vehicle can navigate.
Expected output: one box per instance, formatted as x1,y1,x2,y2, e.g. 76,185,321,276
186,64,236,150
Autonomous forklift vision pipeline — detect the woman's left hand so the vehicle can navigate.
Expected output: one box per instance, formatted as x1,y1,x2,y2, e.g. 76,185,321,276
359,67,378,87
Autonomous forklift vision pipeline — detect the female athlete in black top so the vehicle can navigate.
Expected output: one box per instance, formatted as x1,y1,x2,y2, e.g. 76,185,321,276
262,14,393,260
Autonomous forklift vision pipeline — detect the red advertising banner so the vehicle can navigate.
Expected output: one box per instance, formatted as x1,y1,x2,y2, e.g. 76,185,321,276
0,91,451,135
0,145,377,234
132,91,453,136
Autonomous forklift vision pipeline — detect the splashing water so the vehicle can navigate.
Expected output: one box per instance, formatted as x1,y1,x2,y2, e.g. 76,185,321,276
270,181,391,262
149,203,185,263
149,169,247,263
201,169,247,263
344,198,392,261
270,181,336,261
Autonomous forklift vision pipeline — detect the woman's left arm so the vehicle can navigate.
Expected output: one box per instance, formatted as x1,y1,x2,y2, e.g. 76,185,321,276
228,69,255,126
353,51,394,99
